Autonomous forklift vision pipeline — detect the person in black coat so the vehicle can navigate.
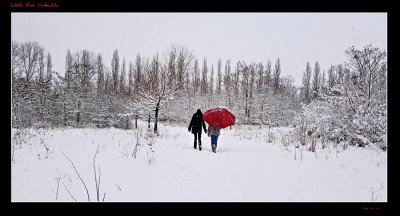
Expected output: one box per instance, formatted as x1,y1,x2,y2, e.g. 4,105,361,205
188,109,207,151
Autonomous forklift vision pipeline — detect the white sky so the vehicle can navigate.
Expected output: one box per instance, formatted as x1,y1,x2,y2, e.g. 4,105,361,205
11,13,387,87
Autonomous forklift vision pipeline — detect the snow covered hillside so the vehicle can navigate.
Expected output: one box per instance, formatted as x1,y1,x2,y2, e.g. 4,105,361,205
11,121,387,202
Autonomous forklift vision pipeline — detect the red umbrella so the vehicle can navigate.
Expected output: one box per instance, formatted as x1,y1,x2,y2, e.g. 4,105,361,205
203,107,235,129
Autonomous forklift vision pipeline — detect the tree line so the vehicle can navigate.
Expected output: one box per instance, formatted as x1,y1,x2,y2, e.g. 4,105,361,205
12,42,299,130
11,41,386,150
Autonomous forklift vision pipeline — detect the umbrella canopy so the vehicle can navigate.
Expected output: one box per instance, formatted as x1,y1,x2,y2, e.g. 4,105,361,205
203,107,235,129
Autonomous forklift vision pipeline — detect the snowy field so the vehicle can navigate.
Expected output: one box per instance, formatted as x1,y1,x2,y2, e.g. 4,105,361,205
11,121,387,202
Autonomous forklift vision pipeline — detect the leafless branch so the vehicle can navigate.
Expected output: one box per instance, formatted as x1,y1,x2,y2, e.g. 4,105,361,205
97,166,101,202
54,172,67,200
63,153,90,201
93,144,100,201
62,182,76,202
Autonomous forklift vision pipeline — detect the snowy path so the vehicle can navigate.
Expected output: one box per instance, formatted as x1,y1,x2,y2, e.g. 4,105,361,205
11,122,387,202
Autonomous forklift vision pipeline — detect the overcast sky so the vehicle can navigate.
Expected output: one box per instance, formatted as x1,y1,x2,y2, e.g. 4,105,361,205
11,13,386,87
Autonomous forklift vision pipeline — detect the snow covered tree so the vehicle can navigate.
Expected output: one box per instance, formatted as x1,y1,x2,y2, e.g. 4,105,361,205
216,58,222,94
201,58,208,95
328,65,336,88
104,67,112,95
11,41,49,128
134,53,142,94
312,61,320,100
175,45,194,90
80,50,96,93
264,60,272,87
320,70,326,94
111,49,120,93
65,50,73,91
193,59,200,95
96,54,105,96
233,61,240,96
237,62,257,124
256,62,264,93
129,62,180,133
128,61,134,96
61,49,98,126
37,49,45,85
341,45,387,148
120,58,126,95
273,58,281,93
147,54,160,94
46,53,53,86
12,41,21,76
223,60,232,108
295,45,387,151
209,65,214,95
344,45,386,111
302,62,312,104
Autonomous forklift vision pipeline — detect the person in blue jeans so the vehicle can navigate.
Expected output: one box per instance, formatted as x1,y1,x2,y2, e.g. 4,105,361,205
207,125,221,153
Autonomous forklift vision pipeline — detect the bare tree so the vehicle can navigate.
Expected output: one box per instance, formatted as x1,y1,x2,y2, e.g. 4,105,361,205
19,41,44,82
12,41,21,76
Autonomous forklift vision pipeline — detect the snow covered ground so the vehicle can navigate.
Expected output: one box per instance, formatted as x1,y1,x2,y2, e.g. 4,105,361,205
11,121,387,202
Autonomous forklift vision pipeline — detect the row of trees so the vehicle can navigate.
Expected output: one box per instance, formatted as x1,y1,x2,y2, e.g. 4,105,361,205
12,41,300,131
11,41,387,150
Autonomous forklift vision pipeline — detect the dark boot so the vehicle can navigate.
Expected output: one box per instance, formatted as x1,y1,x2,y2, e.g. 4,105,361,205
199,144,202,151
194,141,197,149
212,144,216,153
